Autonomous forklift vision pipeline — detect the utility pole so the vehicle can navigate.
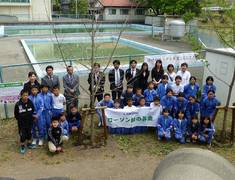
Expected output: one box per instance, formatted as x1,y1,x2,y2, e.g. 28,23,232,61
75,0,78,18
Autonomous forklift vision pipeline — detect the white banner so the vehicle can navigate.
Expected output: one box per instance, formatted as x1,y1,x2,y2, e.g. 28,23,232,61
0,82,23,104
144,52,198,69
105,107,161,128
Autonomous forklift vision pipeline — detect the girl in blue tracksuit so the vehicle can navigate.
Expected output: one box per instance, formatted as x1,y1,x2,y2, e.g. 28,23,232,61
199,116,215,145
172,111,187,144
160,89,176,116
201,90,220,120
132,88,144,106
187,115,200,143
39,84,53,131
185,95,200,122
173,92,188,118
183,76,200,100
29,86,44,146
201,76,216,100
59,112,69,138
157,108,173,141
144,81,157,106
157,75,170,99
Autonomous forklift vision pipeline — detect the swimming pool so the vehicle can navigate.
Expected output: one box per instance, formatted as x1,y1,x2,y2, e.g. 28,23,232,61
21,36,171,77
5,24,163,36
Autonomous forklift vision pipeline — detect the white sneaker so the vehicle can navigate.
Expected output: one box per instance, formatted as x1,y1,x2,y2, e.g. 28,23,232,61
38,139,44,146
32,139,37,145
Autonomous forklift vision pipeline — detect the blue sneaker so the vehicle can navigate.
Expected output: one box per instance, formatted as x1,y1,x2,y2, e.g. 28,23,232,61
27,143,36,149
20,145,26,154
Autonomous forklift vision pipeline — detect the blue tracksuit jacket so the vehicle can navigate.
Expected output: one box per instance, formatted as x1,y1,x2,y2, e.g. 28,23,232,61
132,94,144,106
67,112,81,130
185,102,200,121
121,91,134,107
157,115,173,140
60,120,69,136
199,123,215,144
201,97,219,118
183,83,200,99
160,95,176,114
201,84,216,100
144,89,157,106
174,98,188,116
157,83,170,99
96,99,114,125
29,94,45,139
172,118,187,143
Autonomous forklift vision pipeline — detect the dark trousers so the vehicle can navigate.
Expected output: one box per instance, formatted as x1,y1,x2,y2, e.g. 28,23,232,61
96,93,103,102
111,90,122,100
19,127,32,143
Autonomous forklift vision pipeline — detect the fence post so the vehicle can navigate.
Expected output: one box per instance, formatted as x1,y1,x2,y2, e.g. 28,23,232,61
0,65,9,119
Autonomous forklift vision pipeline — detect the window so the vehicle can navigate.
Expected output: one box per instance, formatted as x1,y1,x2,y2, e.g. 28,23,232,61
120,9,129,15
108,9,116,15
136,9,145,15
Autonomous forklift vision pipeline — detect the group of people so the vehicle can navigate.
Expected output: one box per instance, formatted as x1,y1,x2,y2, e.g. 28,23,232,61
14,59,219,154
96,59,219,146
14,65,81,154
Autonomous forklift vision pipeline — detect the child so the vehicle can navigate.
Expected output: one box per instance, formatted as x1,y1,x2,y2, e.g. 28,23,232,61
157,108,173,141
48,117,64,153
138,97,146,107
120,85,134,107
185,95,200,121
52,86,66,117
14,90,35,154
150,96,163,112
144,81,157,106
39,84,53,131
124,98,137,110
201,76,216,100
123,98,137,134
96,93,114,126
183,76,200,99
157,75,170,99
201,90,220,120
160,89,176,116
67,106,81,134
199,117,215,146
171,75,184,96
174,92,188,117
29,86,44,146
113,99,121,109
132,88,144,106
59,112,69,142
187,115,200,143
172,111,187,144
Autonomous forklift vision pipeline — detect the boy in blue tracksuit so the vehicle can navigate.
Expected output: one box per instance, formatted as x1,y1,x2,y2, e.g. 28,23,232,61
172,111,187,144
39,84,53,131
144,81,157,106
183,76,200,100
201,76,216,100
201,90,220,120
67,106,81,135
187,115,200,143
96,93,114,127
160,89,176,116
157,108,173,141
121,86,134,107
59,112,69,139
157,75,170,99
174,92,188,118
199,116,215,146
185,95,200,122
29,86,44,146
132,88,144,106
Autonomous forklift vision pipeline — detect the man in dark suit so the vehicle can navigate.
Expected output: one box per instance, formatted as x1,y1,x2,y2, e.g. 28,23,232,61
41,65,60,92
108,60,124,100
63,66,80,112
88,63,105,102
125,59,140,93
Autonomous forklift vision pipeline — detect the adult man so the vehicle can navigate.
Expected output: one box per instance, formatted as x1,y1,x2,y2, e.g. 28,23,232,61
88,63,105,102
63,66,80,112
176,63,191,87
125,59,140,93
41,65,60,91
108,60,124,100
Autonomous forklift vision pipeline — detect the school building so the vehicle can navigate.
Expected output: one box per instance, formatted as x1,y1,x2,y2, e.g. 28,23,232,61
0,0,52,22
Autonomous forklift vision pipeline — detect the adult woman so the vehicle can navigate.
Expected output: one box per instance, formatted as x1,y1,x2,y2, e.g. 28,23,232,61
138,62,149,92
151,59,164,88
165,64,176,87
23,72,40,94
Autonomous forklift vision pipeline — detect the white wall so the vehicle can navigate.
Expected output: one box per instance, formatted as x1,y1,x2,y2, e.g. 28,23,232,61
103,8,145,22
203,49,235,105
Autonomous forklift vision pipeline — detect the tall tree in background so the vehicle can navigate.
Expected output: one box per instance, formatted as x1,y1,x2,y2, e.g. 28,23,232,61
69,0,89,15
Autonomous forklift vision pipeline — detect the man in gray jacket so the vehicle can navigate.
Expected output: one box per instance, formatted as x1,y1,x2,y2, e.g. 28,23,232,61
63,65,80,112
41,65,60,92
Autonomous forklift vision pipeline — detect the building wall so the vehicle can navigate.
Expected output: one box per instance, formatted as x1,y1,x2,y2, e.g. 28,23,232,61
203,49,235,105
0,0,51,21
103,8,145,22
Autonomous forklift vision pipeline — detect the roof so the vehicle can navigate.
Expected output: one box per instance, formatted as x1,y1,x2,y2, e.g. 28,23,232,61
98,0,140,7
